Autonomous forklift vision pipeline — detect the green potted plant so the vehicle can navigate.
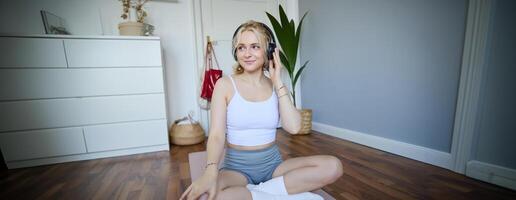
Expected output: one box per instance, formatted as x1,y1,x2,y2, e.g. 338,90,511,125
266,5,311,134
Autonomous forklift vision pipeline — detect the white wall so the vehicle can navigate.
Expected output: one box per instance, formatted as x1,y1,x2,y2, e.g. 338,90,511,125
0,0,200,127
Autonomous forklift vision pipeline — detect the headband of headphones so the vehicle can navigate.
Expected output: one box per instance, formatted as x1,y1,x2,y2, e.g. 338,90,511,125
232,22,276,60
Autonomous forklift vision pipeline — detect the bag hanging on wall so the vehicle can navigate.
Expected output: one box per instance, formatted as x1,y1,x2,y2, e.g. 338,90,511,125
200,38,222,102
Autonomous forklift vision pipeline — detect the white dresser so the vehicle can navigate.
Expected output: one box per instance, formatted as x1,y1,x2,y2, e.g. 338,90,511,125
0,35,169,169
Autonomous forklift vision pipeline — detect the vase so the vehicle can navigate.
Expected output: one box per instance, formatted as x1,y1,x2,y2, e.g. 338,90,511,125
118,21,144,36
298,109,312,134
129,7,137,21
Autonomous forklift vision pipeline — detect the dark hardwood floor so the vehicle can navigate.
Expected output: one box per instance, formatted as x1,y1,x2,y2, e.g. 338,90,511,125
0,129,515,199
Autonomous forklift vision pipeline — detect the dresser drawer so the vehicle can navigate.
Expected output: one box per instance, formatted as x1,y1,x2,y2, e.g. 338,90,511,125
83,120,168,152
0,37,67,68
64,39,162,68
0,94,166,132
0,127,86,161
0,68,164,101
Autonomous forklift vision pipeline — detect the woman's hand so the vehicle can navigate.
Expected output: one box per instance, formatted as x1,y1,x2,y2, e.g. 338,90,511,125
179,171,218,200
269,48,283,88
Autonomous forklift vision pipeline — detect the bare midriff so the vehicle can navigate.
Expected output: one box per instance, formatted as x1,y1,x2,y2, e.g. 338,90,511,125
227,141,275,151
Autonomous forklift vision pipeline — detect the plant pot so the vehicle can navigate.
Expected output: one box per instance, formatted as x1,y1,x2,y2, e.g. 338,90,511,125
118,21,144,36
298,109,312,134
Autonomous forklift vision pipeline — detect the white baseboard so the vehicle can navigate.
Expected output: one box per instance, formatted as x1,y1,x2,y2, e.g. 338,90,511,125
6,144,169,169
466,160,516,190
312,122,453,170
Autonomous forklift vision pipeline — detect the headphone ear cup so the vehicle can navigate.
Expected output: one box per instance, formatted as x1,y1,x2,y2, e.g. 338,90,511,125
268,42,276,60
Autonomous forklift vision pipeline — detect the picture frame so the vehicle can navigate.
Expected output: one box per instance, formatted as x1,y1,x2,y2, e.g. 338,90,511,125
40,10,71,35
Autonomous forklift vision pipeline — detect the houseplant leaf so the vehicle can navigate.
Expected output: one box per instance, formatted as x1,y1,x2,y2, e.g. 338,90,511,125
266,5,309,108
294,12,308,61
280,51,293,78
293,60,309,87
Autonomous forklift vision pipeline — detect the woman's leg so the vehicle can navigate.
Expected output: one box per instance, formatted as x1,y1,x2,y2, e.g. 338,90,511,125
272,155,343,194
214,170,252,200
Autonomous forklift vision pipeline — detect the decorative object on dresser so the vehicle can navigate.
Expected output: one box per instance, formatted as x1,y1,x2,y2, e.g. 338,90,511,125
119,0,151,36
40,10,70,35
266,5,312,134
0,34,168,169
143,23,155,36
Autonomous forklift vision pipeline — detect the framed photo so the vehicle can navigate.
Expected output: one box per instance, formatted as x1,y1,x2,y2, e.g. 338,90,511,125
40,10,71,35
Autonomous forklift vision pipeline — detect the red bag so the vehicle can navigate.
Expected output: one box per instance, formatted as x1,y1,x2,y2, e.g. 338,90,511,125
200,40,222,101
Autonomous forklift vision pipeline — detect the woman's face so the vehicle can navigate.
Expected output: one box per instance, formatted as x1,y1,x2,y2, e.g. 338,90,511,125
235,30,266,73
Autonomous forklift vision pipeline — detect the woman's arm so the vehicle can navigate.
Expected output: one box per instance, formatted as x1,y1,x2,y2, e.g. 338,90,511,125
269,48,302,134
180,77,229,200
204,77,229,177
275,82,301,134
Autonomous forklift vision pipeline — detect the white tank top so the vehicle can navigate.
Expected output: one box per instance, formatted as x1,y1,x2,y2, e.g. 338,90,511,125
226,75,279,146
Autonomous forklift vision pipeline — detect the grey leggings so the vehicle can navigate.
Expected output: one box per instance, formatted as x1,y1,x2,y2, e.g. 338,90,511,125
221,144,283,184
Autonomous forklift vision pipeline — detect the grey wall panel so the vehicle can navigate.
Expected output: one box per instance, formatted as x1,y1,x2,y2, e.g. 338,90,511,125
299,0,467,152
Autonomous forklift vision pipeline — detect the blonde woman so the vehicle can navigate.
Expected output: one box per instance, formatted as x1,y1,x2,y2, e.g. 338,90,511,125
180,21,343,200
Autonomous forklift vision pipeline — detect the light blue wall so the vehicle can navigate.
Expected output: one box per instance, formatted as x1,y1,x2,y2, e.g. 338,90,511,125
299,0,467,152
473,0,516,169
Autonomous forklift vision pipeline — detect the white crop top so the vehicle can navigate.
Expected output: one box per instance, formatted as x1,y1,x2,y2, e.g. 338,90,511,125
226,75,279,146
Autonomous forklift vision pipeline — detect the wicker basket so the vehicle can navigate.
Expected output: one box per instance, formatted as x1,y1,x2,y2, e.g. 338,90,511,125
169,116,205,145
298,109,312,134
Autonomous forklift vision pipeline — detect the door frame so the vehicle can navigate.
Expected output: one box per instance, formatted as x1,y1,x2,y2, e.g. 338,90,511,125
450,0,494,173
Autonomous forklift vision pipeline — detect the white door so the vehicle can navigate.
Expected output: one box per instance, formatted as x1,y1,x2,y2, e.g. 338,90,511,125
200,0,280,74
193,0,298,131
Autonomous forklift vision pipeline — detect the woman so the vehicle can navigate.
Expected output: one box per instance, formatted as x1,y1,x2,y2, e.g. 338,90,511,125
180,21,343,200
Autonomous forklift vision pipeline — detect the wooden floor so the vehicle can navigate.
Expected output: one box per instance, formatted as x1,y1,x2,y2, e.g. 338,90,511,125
1,129,515,200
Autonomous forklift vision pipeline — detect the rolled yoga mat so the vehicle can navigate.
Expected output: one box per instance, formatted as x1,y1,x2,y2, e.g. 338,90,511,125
188,151,336,200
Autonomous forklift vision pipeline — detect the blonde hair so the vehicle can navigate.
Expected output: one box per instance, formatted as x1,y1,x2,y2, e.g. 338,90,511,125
232,20,273,74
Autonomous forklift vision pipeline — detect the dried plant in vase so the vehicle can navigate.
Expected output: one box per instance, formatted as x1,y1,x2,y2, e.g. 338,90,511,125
118,0,150,36
120,0,148,22
120,0,130,20
135,0,148,23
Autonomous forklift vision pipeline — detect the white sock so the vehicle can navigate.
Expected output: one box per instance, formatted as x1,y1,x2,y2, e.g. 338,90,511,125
249,190,282,200
289,192,324,200
246,176,288,195
246,176,323,200
249,189,323,200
